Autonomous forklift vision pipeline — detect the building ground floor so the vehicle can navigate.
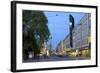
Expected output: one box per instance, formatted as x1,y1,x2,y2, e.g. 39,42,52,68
66,46,91,58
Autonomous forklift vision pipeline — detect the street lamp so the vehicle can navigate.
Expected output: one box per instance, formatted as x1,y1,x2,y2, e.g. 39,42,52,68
69,22,72,26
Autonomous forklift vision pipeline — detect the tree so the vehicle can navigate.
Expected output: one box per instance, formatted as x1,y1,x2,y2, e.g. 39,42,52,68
23,10,50,59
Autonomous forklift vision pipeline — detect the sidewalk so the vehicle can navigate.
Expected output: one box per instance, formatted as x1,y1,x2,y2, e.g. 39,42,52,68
71,56,90,60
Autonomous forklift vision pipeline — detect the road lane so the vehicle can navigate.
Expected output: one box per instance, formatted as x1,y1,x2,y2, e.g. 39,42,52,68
23,55,90,63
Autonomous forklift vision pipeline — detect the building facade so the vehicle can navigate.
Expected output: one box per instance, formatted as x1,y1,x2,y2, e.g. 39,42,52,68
72,13,91,57
72,13,91,49
56,41,67,56
56,13,91,57
40,41,50,57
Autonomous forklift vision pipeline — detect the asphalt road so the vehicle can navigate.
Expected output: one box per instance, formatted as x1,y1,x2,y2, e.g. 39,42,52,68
23,55,90,63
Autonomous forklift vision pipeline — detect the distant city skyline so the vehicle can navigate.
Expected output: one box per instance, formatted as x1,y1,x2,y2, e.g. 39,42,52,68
44,11,86,50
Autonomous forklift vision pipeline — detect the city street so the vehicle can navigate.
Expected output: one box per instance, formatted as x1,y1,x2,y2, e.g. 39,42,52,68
22,12,91,63
23,55,90,63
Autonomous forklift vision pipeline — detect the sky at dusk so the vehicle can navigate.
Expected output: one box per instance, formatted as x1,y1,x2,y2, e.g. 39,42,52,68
44,11,86,50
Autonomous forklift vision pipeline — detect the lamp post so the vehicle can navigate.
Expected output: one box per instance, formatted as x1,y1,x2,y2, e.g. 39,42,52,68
49,36,52,56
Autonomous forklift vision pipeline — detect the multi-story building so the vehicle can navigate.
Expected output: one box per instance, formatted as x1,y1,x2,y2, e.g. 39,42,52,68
56,13,91,57
72,13,91,57
63,34,70,49
73,14,90,48
40,41,50,57
56,41,67,56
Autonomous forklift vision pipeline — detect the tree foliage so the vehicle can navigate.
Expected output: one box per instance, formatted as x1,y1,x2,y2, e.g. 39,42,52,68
23,10,50,59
